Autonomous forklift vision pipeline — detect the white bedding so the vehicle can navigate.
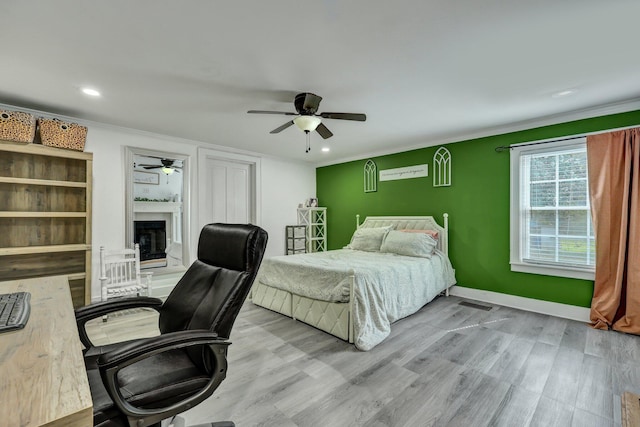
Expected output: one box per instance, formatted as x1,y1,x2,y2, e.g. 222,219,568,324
255,248,456,350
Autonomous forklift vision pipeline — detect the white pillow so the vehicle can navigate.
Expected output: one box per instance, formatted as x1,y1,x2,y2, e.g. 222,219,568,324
347,226,394,252
380,230,437,258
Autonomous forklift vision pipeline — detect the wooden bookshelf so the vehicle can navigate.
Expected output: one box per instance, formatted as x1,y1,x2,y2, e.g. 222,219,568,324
0,141,93,307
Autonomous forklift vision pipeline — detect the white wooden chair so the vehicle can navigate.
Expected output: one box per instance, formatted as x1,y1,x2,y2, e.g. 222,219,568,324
99,244,152,320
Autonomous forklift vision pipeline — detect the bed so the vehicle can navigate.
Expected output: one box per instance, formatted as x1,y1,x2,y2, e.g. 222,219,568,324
251,215,456,350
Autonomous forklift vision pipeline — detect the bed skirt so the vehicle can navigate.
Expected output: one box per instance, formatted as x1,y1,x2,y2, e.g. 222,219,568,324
251,280,354,343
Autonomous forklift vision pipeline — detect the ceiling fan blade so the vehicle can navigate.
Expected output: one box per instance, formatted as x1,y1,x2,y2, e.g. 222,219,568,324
142,165,161,169
248,110,297,116
319,112,366,121
316,123,333,139
270,120,295,134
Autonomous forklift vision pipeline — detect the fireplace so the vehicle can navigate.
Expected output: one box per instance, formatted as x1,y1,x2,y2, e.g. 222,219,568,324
134,220,167,268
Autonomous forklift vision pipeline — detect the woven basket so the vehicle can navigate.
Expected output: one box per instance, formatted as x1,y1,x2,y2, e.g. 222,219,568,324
38,118,87,151
0,109,36,143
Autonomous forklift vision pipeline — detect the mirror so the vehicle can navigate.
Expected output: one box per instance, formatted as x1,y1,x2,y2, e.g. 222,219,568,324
125,147,190,272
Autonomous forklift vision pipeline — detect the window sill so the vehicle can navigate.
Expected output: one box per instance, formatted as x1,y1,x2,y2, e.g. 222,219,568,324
510,262,595,281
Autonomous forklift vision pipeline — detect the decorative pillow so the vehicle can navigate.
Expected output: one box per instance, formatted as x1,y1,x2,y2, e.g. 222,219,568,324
347,226,394,252
381,230,438,258
401,229,439,240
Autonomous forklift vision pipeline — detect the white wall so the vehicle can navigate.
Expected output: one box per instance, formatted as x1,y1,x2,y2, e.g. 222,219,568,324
0,102,316,302
260,156,317,258
87,126,316,300
85,126,200,301
85,125,315,301
87,127,198,239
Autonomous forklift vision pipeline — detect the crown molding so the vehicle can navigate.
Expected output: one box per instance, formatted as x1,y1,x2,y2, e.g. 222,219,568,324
0,101,314,164
315,97,640,167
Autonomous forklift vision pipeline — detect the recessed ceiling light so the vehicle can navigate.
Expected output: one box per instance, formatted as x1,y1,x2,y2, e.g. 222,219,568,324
321,147,330,152
81,87,101,97
552,89,576,98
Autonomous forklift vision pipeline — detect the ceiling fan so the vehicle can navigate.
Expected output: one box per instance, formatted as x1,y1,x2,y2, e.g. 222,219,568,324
138,157,182,175
248,92,366,152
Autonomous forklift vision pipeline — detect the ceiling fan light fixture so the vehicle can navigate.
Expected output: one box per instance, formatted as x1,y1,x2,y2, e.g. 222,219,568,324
161,166,175,175
293,115,321,132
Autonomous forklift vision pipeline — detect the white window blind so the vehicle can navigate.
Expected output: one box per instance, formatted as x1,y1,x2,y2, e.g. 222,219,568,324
510,138,595,279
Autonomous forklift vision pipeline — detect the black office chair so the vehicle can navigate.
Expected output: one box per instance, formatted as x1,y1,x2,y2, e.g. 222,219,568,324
75,223,268,427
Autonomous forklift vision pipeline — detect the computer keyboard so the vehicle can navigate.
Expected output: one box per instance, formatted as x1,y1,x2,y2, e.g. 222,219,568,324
0,291,31,333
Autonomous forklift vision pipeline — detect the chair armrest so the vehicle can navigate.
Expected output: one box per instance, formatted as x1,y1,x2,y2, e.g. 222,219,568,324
75,297,163,349
97,329,222,366
97,330,230,427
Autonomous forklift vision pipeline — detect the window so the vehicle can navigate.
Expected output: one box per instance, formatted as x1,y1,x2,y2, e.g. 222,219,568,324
510,138,595,280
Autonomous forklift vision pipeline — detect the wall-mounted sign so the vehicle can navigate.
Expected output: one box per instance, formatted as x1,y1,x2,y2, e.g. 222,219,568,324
133,170,160,185
379,164,428,181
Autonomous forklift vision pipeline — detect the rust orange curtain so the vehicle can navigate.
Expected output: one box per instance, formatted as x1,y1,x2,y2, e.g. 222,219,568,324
587,128,640,333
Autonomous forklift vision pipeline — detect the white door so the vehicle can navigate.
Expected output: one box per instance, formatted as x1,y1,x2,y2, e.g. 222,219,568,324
201,158,252,225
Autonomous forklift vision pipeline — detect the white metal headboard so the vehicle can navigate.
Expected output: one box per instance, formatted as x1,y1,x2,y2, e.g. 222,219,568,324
355,214,449,255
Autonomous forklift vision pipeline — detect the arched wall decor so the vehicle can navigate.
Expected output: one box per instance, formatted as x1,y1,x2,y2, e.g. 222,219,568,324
433,147,452,187
364,159,377,192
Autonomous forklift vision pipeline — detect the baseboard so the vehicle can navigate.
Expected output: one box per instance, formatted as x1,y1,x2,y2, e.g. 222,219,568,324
448,285,591,323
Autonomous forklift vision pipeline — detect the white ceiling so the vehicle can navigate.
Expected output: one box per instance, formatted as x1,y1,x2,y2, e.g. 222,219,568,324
2,1,640,164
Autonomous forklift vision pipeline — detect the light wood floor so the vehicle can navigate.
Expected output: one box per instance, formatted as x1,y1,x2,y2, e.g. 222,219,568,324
85,296,640,427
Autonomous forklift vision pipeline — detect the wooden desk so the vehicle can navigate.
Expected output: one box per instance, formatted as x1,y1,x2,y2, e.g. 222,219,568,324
0,276,92,427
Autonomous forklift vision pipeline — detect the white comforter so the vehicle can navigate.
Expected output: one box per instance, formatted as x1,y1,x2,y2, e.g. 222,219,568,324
256,249,456,350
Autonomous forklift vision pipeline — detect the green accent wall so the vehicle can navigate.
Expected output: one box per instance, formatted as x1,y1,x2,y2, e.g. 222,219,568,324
317,109,640,307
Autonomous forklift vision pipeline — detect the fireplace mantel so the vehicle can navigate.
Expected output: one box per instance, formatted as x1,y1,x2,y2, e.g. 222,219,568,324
133,202,182,247
134,201,182,214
